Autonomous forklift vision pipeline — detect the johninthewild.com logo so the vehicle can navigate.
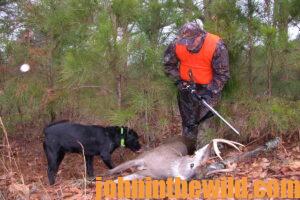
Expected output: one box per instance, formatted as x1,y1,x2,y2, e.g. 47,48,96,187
95,176,299,199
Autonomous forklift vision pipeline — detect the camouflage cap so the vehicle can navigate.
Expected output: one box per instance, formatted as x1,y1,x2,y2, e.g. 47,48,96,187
178,21,203,38
176,20,206,53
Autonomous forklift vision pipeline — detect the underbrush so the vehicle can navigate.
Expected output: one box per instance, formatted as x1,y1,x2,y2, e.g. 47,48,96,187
217,97,299,142
1,72,298,144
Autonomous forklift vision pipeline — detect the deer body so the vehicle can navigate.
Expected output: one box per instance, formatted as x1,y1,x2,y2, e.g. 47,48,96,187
108,137,213,180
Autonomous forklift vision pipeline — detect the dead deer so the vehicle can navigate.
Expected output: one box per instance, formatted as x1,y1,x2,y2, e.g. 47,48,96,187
108,138,244,181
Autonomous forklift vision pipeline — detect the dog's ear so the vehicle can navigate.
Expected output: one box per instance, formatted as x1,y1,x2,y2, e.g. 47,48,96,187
122,126,131,135
121,126,139,139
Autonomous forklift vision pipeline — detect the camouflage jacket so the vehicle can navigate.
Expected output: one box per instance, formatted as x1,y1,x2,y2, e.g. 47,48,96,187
163,25,230,95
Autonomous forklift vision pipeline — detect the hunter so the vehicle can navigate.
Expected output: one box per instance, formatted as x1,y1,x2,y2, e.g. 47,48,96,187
163,20,230,147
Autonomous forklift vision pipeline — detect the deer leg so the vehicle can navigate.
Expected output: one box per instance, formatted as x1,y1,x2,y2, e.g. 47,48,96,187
114,172,145,183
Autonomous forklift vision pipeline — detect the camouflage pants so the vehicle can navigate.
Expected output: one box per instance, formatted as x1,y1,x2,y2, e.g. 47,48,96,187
177,85,220,147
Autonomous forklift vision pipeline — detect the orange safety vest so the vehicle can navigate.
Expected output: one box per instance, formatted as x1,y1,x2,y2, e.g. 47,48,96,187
175,33,220,84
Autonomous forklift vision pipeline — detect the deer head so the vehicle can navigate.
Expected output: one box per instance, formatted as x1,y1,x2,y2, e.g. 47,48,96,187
176,139,244,180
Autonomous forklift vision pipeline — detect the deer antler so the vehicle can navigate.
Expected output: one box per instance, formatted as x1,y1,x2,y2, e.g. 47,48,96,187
212,139,244,160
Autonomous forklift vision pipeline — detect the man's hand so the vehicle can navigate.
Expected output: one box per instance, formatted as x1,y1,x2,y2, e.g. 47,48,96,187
175,80,188,91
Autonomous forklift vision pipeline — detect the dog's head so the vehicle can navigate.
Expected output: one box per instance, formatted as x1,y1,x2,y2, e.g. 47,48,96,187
121,127,141,152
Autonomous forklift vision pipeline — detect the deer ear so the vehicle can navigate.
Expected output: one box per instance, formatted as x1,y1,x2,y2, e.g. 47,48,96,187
195,144,210,157
193,144,210,164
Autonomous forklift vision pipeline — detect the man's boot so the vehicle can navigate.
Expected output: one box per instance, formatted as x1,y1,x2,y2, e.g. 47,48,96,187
182,125,198,140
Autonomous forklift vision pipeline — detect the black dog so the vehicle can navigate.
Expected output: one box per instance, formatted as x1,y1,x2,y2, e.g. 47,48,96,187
43,120,141,185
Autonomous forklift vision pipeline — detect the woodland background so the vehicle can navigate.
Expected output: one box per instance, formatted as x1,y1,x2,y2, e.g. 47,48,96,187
0,0,299,199
0,0,299,143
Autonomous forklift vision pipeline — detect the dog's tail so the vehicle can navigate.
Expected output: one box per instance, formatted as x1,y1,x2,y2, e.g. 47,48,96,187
108,159,144,175
43,119,70,135
45,120,69,128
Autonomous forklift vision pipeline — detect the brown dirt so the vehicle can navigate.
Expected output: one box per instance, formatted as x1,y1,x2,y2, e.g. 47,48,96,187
0,127,299,199
0,128,143,199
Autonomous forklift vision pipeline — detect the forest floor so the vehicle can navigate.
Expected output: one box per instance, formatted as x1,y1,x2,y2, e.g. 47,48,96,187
0,124,299,199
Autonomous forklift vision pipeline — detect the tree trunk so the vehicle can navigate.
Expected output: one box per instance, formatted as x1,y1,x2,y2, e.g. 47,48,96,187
276,0,289,80
117,74,122,109
247,0,254,94
267,49,273,97
264,0,273,97
203,0,212,21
